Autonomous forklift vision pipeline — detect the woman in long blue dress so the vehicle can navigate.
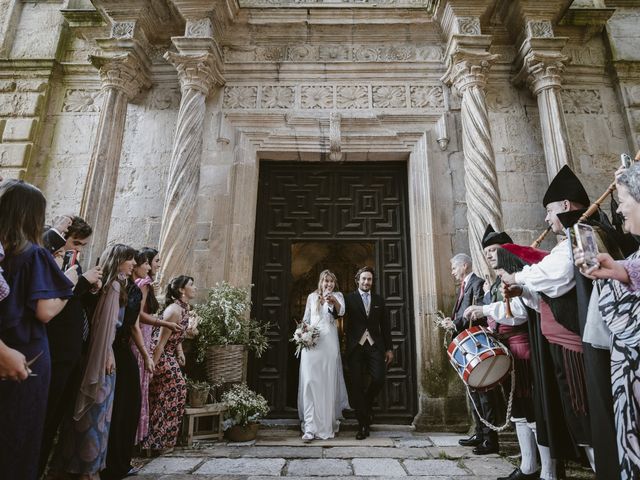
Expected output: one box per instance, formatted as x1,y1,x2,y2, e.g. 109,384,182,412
51,244,136,479
0,180,74,480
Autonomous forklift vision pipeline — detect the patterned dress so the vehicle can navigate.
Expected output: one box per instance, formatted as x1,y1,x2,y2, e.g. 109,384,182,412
599,249,640,480
143,300,189,449
132,276,154,444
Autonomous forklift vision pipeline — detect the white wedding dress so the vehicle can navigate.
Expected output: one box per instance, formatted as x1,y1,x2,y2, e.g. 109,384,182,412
297,291,350,439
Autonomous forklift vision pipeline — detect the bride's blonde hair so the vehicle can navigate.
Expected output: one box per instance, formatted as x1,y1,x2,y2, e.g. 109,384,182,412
315,269,339,311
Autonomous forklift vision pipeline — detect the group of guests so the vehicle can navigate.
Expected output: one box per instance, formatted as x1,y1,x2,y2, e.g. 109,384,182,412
445,156,640,480
0,178,195,480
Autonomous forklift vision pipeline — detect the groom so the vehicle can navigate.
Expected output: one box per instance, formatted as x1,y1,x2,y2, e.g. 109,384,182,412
343,267,393,440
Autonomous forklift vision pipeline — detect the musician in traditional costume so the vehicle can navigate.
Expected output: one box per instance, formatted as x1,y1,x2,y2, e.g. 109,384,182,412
465,228,556,480
502,166,621,478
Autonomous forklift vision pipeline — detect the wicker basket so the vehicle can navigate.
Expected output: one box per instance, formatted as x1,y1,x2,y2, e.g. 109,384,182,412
205,345,248,384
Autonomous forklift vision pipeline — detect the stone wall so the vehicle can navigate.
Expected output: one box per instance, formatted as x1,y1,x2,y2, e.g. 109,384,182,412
1,0,639,428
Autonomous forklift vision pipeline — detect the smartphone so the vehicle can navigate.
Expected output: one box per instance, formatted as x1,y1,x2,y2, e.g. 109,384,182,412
621,153,632,169
574,223,599,269
62,250,77,270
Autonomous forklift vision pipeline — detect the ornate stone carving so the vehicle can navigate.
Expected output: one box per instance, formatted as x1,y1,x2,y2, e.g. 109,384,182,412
90,52,152,101
336,85,368,109
301,85,334,109
527,20,554,39
62,89,103,113
485,87,520,113
111,21,135,39
223,44,443,63
165,52,223,96
410,85,444,109
456,17,481,35
516,51,567,95
372,85,406,108
238,0,432,6
442,43,503,278
329,112,341,161
561,89,603,114
148,88,181,110
186,18,213,38
223,86,258,109
261,85,295,108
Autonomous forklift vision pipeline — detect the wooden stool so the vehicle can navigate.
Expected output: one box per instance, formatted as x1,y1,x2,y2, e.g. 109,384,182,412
181,403,228,446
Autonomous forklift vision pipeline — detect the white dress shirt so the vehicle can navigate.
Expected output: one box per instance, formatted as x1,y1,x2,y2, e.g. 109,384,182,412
482,297,528,326
358,289,375,346
514,238,575,298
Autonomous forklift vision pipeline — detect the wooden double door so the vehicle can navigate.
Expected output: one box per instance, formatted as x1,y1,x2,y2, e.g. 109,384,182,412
250,161,416,423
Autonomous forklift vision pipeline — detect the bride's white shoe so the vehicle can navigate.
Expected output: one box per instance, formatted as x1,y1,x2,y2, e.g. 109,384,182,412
302,432,314,442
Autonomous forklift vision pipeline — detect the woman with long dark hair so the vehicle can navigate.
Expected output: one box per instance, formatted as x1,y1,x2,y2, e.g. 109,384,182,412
51,244,136,479
131,247,179,445
143,275,194,454
0,180,74,480
102,250,154,479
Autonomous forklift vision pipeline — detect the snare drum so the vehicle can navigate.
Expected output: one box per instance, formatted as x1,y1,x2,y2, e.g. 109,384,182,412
447,326,511,390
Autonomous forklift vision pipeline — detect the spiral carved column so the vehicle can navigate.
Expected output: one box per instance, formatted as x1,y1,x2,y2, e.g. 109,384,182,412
443,49,503,278
157,51,223,285
515,36,572,181
80,51,151,267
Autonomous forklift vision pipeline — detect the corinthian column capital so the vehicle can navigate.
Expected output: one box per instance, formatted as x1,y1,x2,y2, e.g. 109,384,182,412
164,51,224,96
90,50,152,100
514,37,569,95
441,36,499,95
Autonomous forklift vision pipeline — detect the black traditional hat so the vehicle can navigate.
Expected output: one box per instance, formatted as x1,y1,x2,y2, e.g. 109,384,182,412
481,224,513,249
542,165,590,208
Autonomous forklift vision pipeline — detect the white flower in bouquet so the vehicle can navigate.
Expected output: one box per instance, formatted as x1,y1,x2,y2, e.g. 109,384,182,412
290,322,320,357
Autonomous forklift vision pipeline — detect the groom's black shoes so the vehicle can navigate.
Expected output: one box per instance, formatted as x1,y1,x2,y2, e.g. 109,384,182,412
497,467,540,480
363,424,370,437
458,434,482,447
356,427,367,440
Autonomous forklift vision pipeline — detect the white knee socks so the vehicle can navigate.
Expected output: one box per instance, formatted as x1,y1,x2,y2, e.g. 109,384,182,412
514,419,538,475
584,446,596,472
528,421,557,480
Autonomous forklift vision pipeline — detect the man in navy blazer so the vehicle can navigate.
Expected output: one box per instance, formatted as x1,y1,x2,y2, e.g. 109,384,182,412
343,267,393,440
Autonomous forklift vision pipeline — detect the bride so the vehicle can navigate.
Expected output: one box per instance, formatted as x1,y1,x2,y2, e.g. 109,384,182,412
298,269,350,441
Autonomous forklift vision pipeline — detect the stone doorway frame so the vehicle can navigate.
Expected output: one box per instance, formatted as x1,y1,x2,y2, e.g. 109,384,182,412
220,111,465,429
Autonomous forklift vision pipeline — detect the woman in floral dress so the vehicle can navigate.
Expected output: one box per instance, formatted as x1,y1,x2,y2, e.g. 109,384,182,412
143,275,194,453
132,248,179,445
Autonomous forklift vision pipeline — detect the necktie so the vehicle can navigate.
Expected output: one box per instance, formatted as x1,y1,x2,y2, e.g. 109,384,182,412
454,281,465,314
363,292,370,315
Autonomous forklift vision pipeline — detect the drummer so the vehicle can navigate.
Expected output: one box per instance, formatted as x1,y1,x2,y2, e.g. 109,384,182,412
441,254,498,455
464,227,555,480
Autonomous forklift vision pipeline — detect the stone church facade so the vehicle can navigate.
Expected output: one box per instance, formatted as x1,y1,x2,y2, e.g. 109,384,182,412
1,0,639,428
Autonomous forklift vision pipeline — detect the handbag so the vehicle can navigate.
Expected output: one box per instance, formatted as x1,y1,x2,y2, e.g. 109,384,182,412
583,280,612,350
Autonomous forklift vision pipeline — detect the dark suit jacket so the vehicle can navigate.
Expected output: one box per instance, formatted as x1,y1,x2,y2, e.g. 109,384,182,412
343,290,392,354
452,273,485,333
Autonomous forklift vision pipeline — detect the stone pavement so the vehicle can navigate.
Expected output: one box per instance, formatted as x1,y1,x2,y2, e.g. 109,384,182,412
134,427,522,480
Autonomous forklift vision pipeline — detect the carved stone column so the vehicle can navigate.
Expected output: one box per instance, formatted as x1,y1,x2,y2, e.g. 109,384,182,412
80,48,150,266
157,29,224,285
442,36,503,278
515,21,572,181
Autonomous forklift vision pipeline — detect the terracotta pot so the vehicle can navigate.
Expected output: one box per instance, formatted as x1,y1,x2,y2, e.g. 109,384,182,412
225,423,259,442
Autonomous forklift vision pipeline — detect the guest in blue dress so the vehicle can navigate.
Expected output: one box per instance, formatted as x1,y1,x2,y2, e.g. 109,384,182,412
0,179,74,480
51,244,136,480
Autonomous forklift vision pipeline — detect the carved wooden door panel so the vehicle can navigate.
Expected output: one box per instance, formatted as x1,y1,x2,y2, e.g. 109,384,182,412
250,161,416,423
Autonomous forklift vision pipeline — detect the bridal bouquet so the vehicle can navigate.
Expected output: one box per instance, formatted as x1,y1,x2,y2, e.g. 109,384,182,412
291,322,320,358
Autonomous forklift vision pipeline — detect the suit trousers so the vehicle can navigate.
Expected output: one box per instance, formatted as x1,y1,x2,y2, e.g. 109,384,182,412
469,388,499,445
348,343,386,427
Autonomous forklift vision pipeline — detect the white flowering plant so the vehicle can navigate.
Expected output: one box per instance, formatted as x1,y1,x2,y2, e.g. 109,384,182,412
193,282,269,363
290,322,320,358
221,383,270,430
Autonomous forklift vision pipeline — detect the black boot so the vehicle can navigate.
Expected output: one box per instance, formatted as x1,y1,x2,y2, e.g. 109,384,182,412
497,467,540,480
458,433,483,447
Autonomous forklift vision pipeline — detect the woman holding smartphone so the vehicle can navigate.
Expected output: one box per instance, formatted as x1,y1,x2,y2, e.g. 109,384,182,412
297,270,350,441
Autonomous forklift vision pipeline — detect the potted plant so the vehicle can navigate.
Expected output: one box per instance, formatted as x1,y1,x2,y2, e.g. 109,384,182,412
186,378,211,408
221,383,270,442
193,282,269,385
